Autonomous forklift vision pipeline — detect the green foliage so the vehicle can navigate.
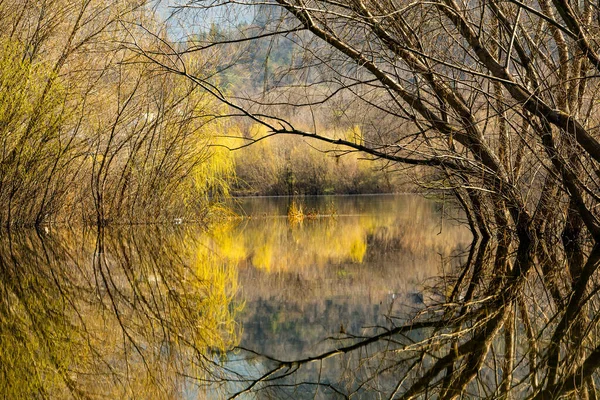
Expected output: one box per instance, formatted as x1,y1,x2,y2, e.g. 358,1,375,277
196,20,299,92
0,39,74,226
0,2,236,228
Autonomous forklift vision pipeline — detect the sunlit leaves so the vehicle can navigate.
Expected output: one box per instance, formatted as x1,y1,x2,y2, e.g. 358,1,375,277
0,227,241,398
0,1,236,227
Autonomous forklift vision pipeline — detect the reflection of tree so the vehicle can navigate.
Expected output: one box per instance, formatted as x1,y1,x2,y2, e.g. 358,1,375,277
215,196,471,376
216,196,470,274
0,227,240,399
224,237,600,399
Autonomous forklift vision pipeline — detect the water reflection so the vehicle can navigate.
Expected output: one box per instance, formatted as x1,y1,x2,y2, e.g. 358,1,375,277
1,194,480,399
217,195,474,398
224,195,472,361
223,196,600,399
0,227,239,399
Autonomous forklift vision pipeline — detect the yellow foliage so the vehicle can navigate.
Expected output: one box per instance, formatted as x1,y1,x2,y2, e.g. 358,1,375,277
287,199,305,224
248,123,271,138
0,227,242,398
344,124,364,145
0,3,238,226
232,123,402,196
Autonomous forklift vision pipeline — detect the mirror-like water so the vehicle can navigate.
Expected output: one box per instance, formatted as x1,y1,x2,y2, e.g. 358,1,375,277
0,194,472,398
229,195,472,360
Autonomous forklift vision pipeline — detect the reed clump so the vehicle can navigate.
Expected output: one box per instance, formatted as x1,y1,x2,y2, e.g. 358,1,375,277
287,200,305,224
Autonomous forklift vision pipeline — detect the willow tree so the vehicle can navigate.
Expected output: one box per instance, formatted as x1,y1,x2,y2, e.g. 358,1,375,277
147,0,600,398
0,0,235,227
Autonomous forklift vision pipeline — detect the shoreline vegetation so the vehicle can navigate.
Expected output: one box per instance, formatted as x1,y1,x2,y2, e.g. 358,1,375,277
0,1,428,230
229,125,415,197
0,1,238,229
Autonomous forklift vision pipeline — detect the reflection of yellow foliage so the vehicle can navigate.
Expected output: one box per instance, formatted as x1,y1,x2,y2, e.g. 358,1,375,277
193,250,239,352
213,196,472,275
212,216,372,271
0,227,242,399
350,238,367,263
253,244,274,272
207,221,247,262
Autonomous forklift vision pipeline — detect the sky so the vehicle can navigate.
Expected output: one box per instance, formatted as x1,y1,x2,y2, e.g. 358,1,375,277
151,0,256,40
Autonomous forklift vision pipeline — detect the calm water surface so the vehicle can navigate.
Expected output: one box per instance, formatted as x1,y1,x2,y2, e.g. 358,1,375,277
1,194,471,398
230,195,472,359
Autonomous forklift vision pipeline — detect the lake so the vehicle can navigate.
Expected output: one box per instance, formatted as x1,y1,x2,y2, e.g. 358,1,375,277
229,195,472,358
0,194,472,398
